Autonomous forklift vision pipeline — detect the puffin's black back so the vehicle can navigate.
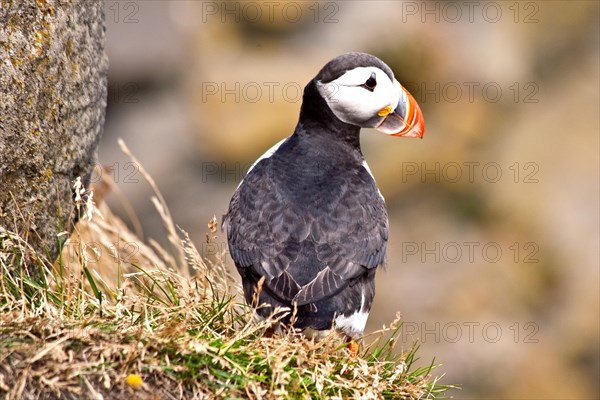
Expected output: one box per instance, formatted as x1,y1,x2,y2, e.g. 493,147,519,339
225,53,389,336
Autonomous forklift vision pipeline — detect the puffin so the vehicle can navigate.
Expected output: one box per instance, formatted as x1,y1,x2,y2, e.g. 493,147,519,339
225,52,424,346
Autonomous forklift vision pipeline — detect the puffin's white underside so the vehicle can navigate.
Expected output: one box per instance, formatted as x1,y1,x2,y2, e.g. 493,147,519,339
334,289,369,338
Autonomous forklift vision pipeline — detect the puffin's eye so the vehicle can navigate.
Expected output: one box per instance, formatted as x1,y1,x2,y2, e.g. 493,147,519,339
362,73,377,91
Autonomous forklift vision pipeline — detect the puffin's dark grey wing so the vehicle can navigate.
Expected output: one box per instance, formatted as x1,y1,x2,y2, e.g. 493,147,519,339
226,153,388,307
226,156,303,303
293,165,388,305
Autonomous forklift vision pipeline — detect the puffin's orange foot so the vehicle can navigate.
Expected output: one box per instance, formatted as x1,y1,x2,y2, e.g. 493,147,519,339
346,339,360,358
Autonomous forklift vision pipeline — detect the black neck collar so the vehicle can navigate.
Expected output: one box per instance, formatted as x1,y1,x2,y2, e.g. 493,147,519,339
294,79,361,150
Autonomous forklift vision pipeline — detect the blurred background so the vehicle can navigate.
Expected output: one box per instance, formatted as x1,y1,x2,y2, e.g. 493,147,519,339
98,1,599,398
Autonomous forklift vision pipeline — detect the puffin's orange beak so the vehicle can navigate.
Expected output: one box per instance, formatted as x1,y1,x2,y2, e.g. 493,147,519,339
376,83,425,139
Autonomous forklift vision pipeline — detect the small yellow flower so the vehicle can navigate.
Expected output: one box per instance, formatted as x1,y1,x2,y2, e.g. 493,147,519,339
125,374,143,389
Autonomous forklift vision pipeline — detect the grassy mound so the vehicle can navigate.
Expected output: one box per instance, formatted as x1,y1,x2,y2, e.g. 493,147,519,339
0,142,453,399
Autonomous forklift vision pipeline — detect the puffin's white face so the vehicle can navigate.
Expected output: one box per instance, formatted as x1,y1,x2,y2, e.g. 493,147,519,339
317,67,398,124
316,66,424,138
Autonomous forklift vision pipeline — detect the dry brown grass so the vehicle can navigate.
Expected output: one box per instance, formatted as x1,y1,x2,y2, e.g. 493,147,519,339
0,141,452,399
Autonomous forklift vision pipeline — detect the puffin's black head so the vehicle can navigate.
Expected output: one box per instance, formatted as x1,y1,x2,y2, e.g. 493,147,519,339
300,52,424,138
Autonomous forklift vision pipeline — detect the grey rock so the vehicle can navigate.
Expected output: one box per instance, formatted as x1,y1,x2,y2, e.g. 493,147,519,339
0,0,108,272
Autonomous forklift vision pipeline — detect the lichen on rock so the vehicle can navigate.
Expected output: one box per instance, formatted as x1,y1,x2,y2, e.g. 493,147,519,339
0,0,108,273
